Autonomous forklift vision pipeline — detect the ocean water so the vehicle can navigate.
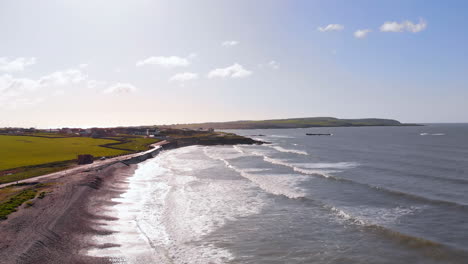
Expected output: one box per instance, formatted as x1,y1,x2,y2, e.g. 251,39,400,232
88,124,468,264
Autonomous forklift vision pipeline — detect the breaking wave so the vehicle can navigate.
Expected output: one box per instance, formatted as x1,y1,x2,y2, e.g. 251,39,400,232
270,145,308,155
420,133,446,136
204,147,308,199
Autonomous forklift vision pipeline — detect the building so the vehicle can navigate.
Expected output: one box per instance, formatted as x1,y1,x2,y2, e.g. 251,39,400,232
127,128,160,136
147,129,160,136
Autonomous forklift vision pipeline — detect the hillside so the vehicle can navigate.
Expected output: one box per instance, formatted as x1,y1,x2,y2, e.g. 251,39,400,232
162,117,418,130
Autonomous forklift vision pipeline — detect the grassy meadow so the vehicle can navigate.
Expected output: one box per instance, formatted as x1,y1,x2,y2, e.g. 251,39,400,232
108,137,159,152
0,135,128,171
0,135,160,184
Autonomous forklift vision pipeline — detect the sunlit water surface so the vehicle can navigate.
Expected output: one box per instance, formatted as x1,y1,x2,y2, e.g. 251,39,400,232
88,124,468,264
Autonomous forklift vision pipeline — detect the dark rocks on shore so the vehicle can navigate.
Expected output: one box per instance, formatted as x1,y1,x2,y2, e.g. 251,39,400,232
167,135,264,148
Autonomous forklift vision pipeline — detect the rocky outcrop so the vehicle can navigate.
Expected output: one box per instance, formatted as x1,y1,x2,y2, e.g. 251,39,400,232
165,135,264,149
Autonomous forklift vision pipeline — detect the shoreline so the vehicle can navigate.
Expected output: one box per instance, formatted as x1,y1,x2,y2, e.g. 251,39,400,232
0,136,263,263
0,149,153,263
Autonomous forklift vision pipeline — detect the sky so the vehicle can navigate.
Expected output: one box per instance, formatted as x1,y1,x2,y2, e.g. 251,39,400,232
1,0,467,128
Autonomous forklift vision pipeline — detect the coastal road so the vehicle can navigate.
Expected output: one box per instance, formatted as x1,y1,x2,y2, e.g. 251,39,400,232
0,140,169,189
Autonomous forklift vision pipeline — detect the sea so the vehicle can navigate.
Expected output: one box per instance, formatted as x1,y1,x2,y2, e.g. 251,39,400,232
88,124,468,264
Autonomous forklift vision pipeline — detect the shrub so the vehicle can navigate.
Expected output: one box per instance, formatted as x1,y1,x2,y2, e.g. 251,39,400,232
38,192,46,199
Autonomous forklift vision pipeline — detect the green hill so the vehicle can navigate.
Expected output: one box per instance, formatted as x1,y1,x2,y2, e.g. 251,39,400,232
162,117,418,130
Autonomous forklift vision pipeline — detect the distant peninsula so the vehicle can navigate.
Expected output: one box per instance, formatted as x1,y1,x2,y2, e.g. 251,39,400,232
161,117,420,130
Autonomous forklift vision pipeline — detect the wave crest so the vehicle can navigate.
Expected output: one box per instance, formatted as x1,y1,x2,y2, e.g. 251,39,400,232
270,145,308,155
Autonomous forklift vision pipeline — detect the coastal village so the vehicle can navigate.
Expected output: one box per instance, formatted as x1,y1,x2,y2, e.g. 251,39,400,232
0,126,215,139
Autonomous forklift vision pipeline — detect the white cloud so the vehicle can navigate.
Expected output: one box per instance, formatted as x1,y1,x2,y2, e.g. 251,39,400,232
169,72,199,84
0,57,37,72
0,74,41,109
39,69,88,86
222,40,239,47
380,18,427,33
103,83,136,94
0,67,102,109
0,74,39,96
207,63,252,79
0,68,89,96
318,24,344,32
136,56,190,68
354,29,372,39
79,63,88,69
0,68,89,99
268,60,280,70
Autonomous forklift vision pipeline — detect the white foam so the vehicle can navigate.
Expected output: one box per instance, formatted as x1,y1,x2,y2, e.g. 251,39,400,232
202,145,246,160
233,145,245,154
330,205,425,227
87,146,266,264
246,150,357,179
162,177,264,263
420,133,446,136
270,145,308,155
295,162,359,170
269,135,295,138
204,147,307,199
86,158,172,263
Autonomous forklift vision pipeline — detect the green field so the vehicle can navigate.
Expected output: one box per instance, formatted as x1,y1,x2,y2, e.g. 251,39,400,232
0,135,129,171
0,135,160,184
109,137,160,152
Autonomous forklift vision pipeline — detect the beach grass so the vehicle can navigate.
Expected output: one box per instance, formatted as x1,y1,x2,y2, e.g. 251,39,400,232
0,181,56,219
0,188,38,220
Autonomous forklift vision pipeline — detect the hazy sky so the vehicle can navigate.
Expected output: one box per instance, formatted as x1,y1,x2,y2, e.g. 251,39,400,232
1,0,467,128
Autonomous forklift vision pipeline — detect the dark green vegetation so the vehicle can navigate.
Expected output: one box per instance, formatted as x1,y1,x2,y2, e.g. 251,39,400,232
0,188,37,220
163,117,419,130
38,192,46,199
0,182,54,220
0,134,159,185
160,129,262,147
102,136,160,152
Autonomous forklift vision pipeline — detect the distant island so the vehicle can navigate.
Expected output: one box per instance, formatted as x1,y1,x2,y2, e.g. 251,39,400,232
161,117,420,130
